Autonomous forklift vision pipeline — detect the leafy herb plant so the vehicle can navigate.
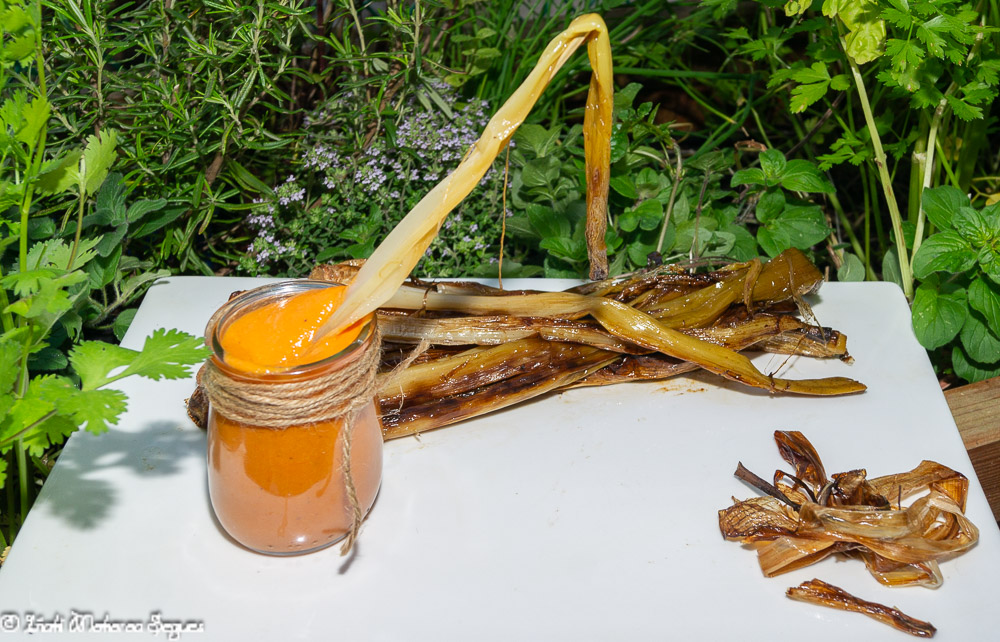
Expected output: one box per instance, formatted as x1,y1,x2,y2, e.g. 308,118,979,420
1,0,208,548
910,186,1000,381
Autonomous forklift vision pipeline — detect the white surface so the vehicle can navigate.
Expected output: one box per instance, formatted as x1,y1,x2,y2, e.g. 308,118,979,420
0,277,997,641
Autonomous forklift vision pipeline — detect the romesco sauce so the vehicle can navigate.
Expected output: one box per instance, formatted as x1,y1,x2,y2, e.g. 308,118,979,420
203,281,382,555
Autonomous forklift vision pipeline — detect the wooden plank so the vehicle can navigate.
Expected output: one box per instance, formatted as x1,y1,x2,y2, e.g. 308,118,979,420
944,376,1000,525
968,441,1000,524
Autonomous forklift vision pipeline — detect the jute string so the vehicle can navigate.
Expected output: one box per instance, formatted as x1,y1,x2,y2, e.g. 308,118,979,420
202,326,382,556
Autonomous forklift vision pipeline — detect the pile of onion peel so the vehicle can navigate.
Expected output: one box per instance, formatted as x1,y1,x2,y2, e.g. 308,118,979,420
720,430,979,588
719,431,980,636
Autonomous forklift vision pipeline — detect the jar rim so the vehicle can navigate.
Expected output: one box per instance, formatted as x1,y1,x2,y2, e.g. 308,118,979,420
204,279,374,379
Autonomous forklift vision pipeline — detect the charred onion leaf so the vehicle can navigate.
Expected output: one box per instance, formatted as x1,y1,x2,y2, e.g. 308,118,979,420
719,432,979,588
787,579,937,638
188,252,866,438
371,251,862,437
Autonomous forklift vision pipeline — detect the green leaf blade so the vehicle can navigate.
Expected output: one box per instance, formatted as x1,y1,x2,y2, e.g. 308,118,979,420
911,231,977,278
911,284,967,350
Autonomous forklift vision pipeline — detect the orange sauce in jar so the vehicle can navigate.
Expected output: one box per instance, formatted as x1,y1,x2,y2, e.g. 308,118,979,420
204,281,382,555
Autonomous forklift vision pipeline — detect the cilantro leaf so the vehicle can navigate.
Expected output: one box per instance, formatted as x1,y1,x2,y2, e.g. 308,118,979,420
68,340,136,391
946,94,983,121
81,129,119,197
790,80,829,112
19,414,76,457
57,388,128,435
26,238,101,271
35,149,83,196
70,329,209,391
15,97,49,147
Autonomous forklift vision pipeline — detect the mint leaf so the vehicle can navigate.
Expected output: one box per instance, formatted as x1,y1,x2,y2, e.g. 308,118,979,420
772,205,831,250
757,225,791,258
759,149,786,185
93,173,128,227
619,209,639,233
731,167,766,187
756,189,785,224
626,240,657,267
609,175,637,199
911,230,977,277
921,186,969,231
911,284,968,350
513,124,560,158
952,207,995,247
780,160,834,193
882,247,903,289
952,344,1000,383
526,203,570,240
704,230,736,258
837,251,865,281
633,199,664,231
968,277,1000,332
112,308,138,341
978,243,1000,286
727,224,757,261
540,237,587,264
675,221,716,256
960,311,1000,363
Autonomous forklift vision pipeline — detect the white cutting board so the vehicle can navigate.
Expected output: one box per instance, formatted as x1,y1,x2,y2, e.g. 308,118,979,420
0,278,996,641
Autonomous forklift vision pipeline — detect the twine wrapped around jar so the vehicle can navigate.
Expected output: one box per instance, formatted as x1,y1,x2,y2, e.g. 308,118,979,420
202,326,382,556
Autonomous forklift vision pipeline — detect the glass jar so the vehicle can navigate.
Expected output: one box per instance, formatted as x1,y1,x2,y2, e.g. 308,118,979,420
204,281,382,555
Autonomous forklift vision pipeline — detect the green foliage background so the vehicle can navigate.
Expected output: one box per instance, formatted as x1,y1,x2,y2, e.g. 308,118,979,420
3,0,1000,549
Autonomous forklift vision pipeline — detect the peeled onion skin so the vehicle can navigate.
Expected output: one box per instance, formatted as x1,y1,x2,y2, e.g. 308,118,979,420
787,579,937,638
719,431,979,589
